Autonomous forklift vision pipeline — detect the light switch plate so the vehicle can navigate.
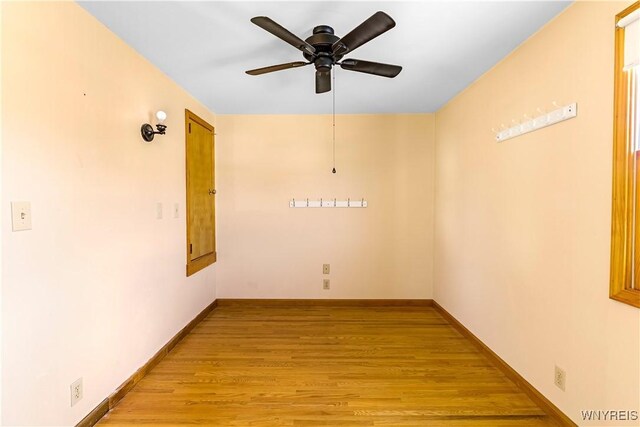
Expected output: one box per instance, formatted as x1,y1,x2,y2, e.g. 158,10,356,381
173,203,179,219
11,201,32,231
156,202,163,220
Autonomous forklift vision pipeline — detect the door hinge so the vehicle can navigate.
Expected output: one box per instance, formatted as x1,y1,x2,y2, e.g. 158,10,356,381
190,243,193,254
188,123,191,133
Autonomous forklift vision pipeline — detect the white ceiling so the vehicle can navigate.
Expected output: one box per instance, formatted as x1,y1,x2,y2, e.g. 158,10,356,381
79,1,570,114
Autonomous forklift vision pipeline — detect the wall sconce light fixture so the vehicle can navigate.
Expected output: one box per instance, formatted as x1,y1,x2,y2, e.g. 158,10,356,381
141,110,167,142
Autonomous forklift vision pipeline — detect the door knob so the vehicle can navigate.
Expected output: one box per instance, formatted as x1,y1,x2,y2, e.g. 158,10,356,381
209,189,216,195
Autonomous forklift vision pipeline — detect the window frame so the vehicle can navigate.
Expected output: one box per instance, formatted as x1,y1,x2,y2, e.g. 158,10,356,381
610,2,640,308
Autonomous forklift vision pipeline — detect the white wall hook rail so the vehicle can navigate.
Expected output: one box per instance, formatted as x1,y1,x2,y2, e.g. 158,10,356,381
495,102,577,142
289,198,368,208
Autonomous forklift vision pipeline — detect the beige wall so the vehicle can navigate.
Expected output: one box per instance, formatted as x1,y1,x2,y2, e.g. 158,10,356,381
1,2,216,425
434,1,640,425
215,114,434,299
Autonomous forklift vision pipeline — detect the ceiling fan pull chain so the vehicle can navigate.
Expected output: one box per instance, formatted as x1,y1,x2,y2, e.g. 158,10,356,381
332,70,337,174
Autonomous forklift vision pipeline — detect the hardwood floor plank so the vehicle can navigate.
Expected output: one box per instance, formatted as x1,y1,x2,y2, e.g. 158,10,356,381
97,306,558,426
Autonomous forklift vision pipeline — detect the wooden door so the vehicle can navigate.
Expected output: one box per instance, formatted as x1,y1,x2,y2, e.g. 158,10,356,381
186,110,216,276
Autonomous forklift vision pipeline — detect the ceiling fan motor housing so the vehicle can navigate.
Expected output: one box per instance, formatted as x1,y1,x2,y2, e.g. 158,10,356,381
304,25,344,69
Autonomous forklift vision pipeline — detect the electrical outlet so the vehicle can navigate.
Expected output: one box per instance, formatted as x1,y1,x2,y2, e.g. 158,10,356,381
323,264,330,274
323,279,330,290
554,366,566,391
70,378,83,406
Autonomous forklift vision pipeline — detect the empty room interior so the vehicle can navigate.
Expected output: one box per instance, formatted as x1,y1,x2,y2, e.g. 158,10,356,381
2,0,640,426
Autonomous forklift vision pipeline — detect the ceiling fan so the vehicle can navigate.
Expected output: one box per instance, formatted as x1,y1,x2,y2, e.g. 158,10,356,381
245,11,402,94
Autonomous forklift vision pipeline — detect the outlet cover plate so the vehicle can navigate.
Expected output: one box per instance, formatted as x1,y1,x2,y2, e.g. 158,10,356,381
323,264,330,274
554,366,566,391
71,378,83,406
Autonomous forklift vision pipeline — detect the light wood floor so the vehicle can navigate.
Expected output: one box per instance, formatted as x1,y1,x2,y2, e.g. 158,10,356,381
98,304,558,426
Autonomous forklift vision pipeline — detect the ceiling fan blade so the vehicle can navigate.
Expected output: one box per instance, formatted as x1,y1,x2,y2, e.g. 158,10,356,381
316,70,331,94
332,11,395,56
251,16,316,56
246,61,309,76
340,59,402,78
